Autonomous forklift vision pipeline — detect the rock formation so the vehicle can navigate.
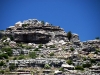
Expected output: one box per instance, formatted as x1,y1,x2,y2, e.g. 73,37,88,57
0,19,79,44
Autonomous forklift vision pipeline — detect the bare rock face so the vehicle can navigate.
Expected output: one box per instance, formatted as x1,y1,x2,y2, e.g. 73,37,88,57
2,19,79,44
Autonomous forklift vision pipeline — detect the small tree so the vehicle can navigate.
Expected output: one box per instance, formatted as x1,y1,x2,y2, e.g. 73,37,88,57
29,52,37,59
67,31,72,41
44,64,50,69
70,47,74,51
0,61,5,66
67,59,73,65
9,63,16,71
41,21,45,25
38,44,43,48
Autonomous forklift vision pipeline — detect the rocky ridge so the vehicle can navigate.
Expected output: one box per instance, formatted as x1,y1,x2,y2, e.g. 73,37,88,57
0,19,100,75
0,19,79,43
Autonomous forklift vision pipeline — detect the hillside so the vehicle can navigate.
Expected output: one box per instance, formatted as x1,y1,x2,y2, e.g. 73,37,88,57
0,19,100,75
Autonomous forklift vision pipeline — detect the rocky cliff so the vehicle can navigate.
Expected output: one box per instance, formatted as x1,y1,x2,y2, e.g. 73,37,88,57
0,19,79,44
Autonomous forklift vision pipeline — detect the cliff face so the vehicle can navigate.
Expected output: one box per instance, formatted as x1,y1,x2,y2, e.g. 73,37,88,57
1,19,79,43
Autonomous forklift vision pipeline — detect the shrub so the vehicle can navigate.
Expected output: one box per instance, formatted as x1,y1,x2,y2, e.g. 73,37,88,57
49,52,54,56
2,54,8,59
82,63,92,68
34,48,39,51
13,57,17,60
67,31,72,41
25,46,32,49
29,52,37,59
1,47,13,56
44,64,50,69
2,36,7,41
9,63,16,71
9,35,14,41
59,67,64,72
75,66,84,70
18,55,24,60
0,70,4,74
90,58,96,63
67,59,73,65
50,45,55,48
0,61,5,66
41,21,45,25
22,24,29,27
38,44,43,48
70,47,74,51
0,54,8,59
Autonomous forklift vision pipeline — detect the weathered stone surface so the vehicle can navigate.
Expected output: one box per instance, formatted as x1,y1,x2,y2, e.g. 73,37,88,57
1,19,80,44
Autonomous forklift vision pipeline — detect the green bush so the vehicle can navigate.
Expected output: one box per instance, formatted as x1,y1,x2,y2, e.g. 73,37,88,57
49,52,54,56
13,57,17,60
29,52,37,59
25,46,32,49
75,66,84,70
2,36,7,41
9,63,16,71
18,55,24,60
0,70,4,74
38,44,43,48
67,31,72,41
1,47,13,56
70,47,74,51
41,21,45,25
59,67,64,72
9,35,14,41
0,54,8,59
50,45,55,48
90,59,96,63
34,48,39,51
67,59,73,65
82,63,92,68
44,64,50,69
0,61,5,66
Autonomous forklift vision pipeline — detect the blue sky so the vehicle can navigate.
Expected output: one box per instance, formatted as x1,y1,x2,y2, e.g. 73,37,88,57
0,0,100,41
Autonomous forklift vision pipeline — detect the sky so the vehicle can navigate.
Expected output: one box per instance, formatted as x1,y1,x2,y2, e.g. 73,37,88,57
0,0,100,41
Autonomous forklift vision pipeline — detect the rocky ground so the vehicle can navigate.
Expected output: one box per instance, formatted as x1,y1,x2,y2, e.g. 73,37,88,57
0,19,100,75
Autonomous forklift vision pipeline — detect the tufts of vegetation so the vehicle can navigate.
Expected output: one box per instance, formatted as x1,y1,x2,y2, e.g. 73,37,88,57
49,52,54,56
50,45,55,48
0,61,5,66
38,44,43,48
70,47,74,51
22,24,29,27
41,21,45,25
34,48,39,51
9,63,16,71
29,52,37,59
0,70,4,74
59,67,64,72
1,47,13,56
18,55,24,60
66,59,73,65
75,66,84,70
44,64,50,69
82,63,92,68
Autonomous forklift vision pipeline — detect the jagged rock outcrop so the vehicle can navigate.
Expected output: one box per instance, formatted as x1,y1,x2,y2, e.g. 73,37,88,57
1,19,79,43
